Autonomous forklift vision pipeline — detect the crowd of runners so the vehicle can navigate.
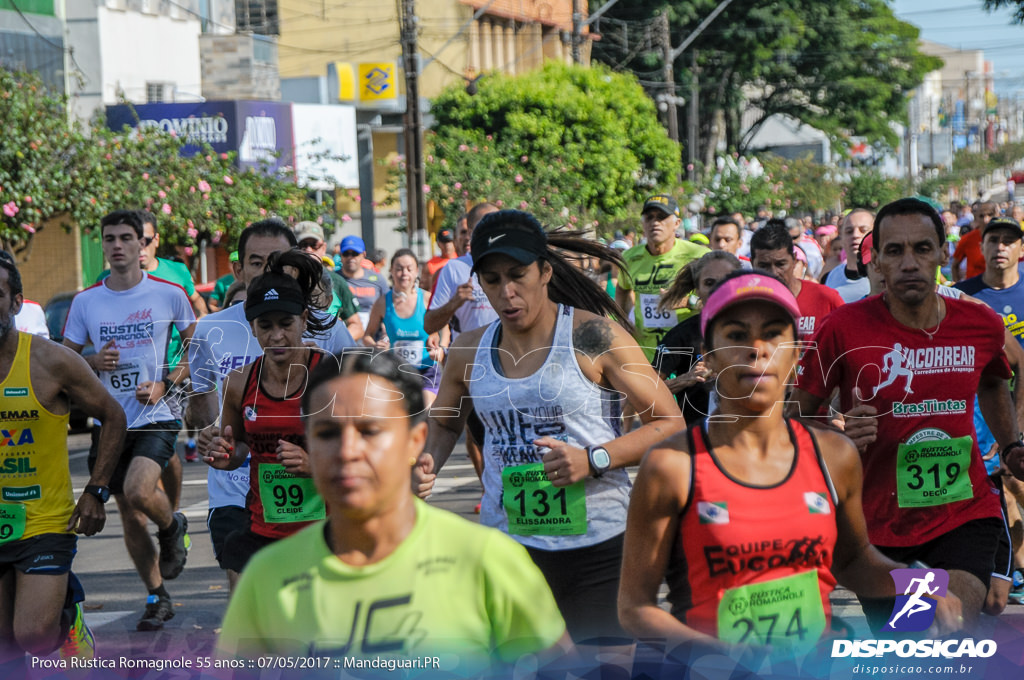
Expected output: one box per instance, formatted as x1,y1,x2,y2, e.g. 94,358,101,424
2,193,1024,672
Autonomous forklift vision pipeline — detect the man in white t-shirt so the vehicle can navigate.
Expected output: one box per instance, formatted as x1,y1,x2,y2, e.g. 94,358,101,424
188,219,356,588
0,251,50,338
63,210,196,632
824,208,873,302
424,202,499,338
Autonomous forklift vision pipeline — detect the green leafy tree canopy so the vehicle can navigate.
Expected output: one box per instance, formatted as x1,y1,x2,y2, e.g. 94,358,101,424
1,67,329,257
425,62,681,228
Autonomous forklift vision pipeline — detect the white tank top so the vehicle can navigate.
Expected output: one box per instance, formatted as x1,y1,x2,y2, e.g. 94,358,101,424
470,304,630,550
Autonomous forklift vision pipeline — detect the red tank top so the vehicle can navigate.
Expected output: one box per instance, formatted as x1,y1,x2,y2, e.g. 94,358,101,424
667,419,838,652
241,351,324,539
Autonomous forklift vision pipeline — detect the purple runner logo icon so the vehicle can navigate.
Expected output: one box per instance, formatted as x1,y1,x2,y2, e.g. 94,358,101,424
883,567,949,632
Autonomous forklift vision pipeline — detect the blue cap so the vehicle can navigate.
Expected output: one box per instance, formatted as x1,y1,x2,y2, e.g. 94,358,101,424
339,235,366,254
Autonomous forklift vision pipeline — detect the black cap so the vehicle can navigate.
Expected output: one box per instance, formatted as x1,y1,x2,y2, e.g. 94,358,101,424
641,194,680,218
436,228,455,243
982,217,1024,240
245,273,306,321
470,210,547,273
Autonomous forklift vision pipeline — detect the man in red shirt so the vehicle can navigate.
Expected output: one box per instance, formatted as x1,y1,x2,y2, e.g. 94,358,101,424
420,225,458,291
792,197,1024,632
749,220,843,341
951,201,997,281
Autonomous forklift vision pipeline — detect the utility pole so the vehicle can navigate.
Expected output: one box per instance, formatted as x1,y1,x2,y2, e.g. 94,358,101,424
688,50,699,178
659,12,678,143
572,0,581,64
572,0,620,65
400,0,426,237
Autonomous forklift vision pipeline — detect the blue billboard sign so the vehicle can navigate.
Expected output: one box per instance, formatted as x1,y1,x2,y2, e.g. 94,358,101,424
105,101,295,174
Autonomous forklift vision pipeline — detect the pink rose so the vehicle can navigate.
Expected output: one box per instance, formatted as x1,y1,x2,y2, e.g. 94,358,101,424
184,246,193,256
514,174,523,183
223,176,234,185
161,203,172,214
458,144,468,152
341,214,352,222
519,201,528,209
3,202,18,217
158,190,166,198
187,228,198,238
197,180,211,193
454,182,462,190
142,173,149,180
423,184,430,193
21,223,35,234
23,196,31,203
521,156,528,163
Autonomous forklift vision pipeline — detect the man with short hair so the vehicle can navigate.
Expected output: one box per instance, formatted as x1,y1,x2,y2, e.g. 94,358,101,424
1,251,49,338
189,219,356,589
338,235,389,329
823,208,874,302
750,221,843,340
0,255,125,660
952,202,998,282
421,227,458,291
293,222,364,340
63,210,195,632
954,217,1024,610
794,197,1024,632
616,195,707,361
424,202,499,338
709,217,750,268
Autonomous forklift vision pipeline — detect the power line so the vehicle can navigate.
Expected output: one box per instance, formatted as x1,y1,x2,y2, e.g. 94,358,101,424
7,0,85,77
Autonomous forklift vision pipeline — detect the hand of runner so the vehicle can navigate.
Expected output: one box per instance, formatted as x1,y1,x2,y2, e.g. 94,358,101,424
426,336,444,363
453,281,475,308
412,452,436,498
93,338,120,372
206,425,236,469
67,494,106,536
277,439,311,477
536,438,590,486
135,380,165,405
197,424,219,457
1002,444,1024,481
665,361,714,394
843,387,878,453
928,590,964,637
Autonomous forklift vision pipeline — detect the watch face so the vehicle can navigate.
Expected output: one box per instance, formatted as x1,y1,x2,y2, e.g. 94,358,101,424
592,448,611,470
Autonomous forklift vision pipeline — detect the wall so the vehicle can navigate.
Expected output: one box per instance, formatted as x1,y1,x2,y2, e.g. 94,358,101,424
67,3,203,121
17,218,82,305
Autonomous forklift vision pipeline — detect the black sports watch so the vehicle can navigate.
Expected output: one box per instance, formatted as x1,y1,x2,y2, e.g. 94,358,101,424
84,485,111,503
1002,440,1024,462
587,446,612,478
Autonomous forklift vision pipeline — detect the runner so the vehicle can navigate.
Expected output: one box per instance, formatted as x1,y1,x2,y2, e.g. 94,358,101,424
62,210,195,632
204,252,332,576
188,219,356,589
423,202,499,494
413,210,683,643
616,194,708,361
823,208,873,302
420,225,457,292
952,216,1024,611
0,255,125,662
362,249,444,407
0,253,49,339
951,202,997,282
619,270,962,655
793,197,1024,631
653,251,742,423
750,221,843,341
338,235,388,329
293,222,363,340
217,351,570,672
206,251,237,313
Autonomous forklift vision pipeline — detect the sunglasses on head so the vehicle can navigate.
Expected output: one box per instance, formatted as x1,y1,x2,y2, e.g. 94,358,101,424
140,236,155,247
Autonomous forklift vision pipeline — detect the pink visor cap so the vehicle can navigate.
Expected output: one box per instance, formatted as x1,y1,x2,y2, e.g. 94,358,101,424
700,273,802,337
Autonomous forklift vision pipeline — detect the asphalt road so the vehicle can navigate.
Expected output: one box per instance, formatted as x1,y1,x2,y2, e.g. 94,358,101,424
17,431,1024,679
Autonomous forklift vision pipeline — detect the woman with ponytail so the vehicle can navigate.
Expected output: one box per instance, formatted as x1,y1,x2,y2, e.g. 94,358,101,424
412,210,682,646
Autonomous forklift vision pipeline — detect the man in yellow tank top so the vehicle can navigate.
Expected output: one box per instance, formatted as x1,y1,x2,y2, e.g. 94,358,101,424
0,254,125,662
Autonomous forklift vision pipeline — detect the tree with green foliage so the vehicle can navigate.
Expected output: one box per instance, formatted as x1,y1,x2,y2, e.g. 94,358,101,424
0,67,329,258
425,62,681,228
984,0,1024,22
841,167,904,210
591,1,941,166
